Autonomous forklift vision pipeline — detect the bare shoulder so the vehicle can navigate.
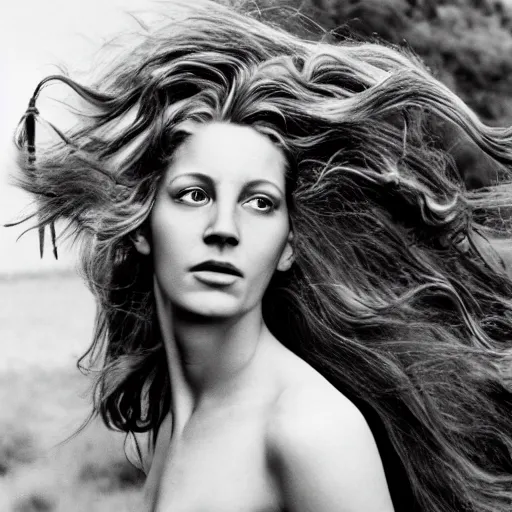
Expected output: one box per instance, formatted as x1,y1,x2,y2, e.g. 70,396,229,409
265,349,371,445
265,370,395,512
266,374,371,459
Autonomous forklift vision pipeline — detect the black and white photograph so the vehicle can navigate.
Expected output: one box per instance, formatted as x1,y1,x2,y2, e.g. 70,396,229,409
2,1,512,511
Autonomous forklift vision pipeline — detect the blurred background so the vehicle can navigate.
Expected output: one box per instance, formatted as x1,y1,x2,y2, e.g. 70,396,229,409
2,0,512,510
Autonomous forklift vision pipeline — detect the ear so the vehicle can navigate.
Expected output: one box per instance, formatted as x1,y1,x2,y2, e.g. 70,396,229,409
132,230,151,256
277,230,294,272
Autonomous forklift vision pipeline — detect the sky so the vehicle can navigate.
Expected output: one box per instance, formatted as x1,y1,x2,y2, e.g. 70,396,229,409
0,0,154,275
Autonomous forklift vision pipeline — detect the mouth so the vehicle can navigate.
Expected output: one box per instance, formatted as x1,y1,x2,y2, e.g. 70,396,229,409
189,260,244,277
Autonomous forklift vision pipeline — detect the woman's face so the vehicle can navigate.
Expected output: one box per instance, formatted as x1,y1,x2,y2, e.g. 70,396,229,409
135,122,294,318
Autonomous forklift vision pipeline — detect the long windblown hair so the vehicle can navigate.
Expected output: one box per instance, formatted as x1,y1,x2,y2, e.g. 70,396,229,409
11,1,512,511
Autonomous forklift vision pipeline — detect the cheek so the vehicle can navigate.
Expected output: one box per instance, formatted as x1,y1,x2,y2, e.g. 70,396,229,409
149,206,191,269
246,221,289,275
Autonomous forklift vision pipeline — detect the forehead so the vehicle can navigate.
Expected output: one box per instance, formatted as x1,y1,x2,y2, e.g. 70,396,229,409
168,122,287,185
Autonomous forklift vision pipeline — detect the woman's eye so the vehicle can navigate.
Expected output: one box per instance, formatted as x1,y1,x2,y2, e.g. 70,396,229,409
177,188,209,205
245,197,275,213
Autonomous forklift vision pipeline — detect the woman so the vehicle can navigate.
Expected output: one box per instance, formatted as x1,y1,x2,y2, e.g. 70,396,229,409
9,1,512,511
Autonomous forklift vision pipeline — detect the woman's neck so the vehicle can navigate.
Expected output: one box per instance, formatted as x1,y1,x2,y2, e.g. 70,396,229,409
154,280,269,433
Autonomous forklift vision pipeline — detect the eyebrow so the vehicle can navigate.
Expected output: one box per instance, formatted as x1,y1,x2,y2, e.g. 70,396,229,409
169,172,285,195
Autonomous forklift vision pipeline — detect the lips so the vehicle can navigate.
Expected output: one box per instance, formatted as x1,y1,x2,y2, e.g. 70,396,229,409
190,260,243,277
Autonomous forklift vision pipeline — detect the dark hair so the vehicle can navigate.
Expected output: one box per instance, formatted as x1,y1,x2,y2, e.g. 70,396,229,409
10,2,512,511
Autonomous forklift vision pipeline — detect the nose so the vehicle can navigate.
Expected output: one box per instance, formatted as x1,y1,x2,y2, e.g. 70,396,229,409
203,204,239,247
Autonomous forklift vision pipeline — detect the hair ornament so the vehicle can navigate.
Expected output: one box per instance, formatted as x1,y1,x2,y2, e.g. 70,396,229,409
20,79,60,260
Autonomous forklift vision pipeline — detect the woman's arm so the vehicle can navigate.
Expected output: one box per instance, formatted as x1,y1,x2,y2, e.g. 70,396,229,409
267,388,395,512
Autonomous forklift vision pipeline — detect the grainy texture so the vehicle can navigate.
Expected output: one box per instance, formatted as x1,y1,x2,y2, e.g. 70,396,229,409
0,274,144,511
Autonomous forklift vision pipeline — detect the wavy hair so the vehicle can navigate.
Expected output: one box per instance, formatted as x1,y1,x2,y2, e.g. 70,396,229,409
10,1,512,511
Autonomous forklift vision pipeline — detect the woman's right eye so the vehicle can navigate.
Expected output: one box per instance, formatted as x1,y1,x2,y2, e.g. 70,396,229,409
176,188,210,206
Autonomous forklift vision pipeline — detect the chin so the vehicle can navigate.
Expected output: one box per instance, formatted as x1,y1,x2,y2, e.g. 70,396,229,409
177,294,245,320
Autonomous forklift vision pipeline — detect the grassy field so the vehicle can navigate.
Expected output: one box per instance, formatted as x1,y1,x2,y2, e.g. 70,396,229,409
0,273,144,512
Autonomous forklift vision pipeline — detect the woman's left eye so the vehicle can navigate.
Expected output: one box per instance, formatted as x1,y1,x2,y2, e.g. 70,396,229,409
245,197,275,213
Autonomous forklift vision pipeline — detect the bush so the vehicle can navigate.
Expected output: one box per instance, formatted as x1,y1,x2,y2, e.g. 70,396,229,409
0,425,38,476
78,458,145,492
13,493,56,512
